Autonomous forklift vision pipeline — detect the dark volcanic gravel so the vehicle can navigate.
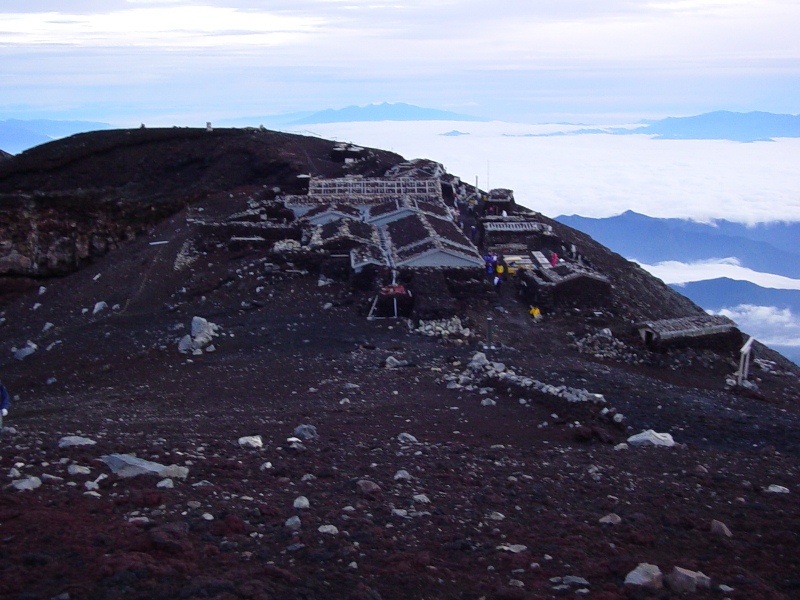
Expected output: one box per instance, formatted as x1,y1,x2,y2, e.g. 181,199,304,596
0,129,799,600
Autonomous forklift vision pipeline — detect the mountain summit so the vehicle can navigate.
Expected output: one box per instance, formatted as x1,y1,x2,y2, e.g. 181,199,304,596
0,127,798,599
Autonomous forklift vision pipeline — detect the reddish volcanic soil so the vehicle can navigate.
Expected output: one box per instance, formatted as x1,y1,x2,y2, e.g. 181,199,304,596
0,129,798,600
0,211,798,600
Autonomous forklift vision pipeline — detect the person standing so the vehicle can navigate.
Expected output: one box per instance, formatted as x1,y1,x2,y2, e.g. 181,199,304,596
495,261,505,280
0,379,10,434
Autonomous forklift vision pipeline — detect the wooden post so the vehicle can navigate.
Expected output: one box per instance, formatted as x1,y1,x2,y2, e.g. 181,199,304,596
737,336,755,386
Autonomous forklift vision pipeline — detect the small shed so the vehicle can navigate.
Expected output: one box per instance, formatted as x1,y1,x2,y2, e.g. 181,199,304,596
481,216,556,250
635,315,741,350
516,263,611,309
485,188,516,214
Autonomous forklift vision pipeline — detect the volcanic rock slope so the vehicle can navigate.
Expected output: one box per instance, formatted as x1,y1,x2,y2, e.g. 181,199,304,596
0,129,799,600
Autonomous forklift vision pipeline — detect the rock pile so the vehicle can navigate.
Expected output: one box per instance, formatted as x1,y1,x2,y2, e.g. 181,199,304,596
570,328,644,364
411,316,473,344
178,316,220,354
444,352,612,406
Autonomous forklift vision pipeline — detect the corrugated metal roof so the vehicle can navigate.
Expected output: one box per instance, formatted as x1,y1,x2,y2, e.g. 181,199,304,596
636,315,737,340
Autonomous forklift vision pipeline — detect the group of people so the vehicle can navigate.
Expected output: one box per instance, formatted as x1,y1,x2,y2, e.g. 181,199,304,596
483,252,506,292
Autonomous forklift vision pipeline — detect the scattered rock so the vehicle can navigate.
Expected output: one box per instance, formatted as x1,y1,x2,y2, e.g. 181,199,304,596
384,356,408,368
599,513,621,525
393,469,412,481
356,479,382,497
624,563,663,589
318,524,339,535
665,567,711,593
711,519,733,538
497,544,527,553
293,424,318,440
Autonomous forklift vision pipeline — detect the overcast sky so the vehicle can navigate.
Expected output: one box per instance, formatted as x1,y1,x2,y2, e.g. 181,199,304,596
2,0,799,124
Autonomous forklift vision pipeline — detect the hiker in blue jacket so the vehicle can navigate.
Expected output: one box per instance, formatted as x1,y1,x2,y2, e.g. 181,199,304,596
0,379,10,433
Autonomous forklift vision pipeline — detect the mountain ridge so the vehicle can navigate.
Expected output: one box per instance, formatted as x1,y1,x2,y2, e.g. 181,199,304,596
556,210,800,278
633,110,800,141
289,102,486,125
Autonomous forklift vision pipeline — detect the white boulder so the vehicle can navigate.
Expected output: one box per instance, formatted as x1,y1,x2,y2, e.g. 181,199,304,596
100,453,189,479
766,484,790,494
627,430,676,447
58,436,97,448
12,476,42,491
13,341,38,361
238,435,263,448
624,563,663,589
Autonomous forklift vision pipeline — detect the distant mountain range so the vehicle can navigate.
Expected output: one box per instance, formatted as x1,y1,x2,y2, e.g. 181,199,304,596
556,211,800,279
218,103,483,128
631,111,800,142
0,119,112,155
288,102,485,125
511,111,800,142
672,279,800,315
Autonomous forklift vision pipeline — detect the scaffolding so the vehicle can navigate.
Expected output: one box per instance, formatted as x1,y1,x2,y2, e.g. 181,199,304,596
308,178,442,199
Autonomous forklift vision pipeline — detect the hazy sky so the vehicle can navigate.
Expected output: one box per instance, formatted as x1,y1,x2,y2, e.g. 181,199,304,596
2,0,799,124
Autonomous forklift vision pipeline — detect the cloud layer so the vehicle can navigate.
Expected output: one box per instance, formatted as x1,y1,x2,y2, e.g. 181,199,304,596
713,305,800,348
638,258,800,290
282,120,800,224
2,1,799,122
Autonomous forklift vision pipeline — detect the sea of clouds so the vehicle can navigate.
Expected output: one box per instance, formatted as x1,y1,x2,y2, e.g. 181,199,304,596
639,258,800,291
283,120,800,224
